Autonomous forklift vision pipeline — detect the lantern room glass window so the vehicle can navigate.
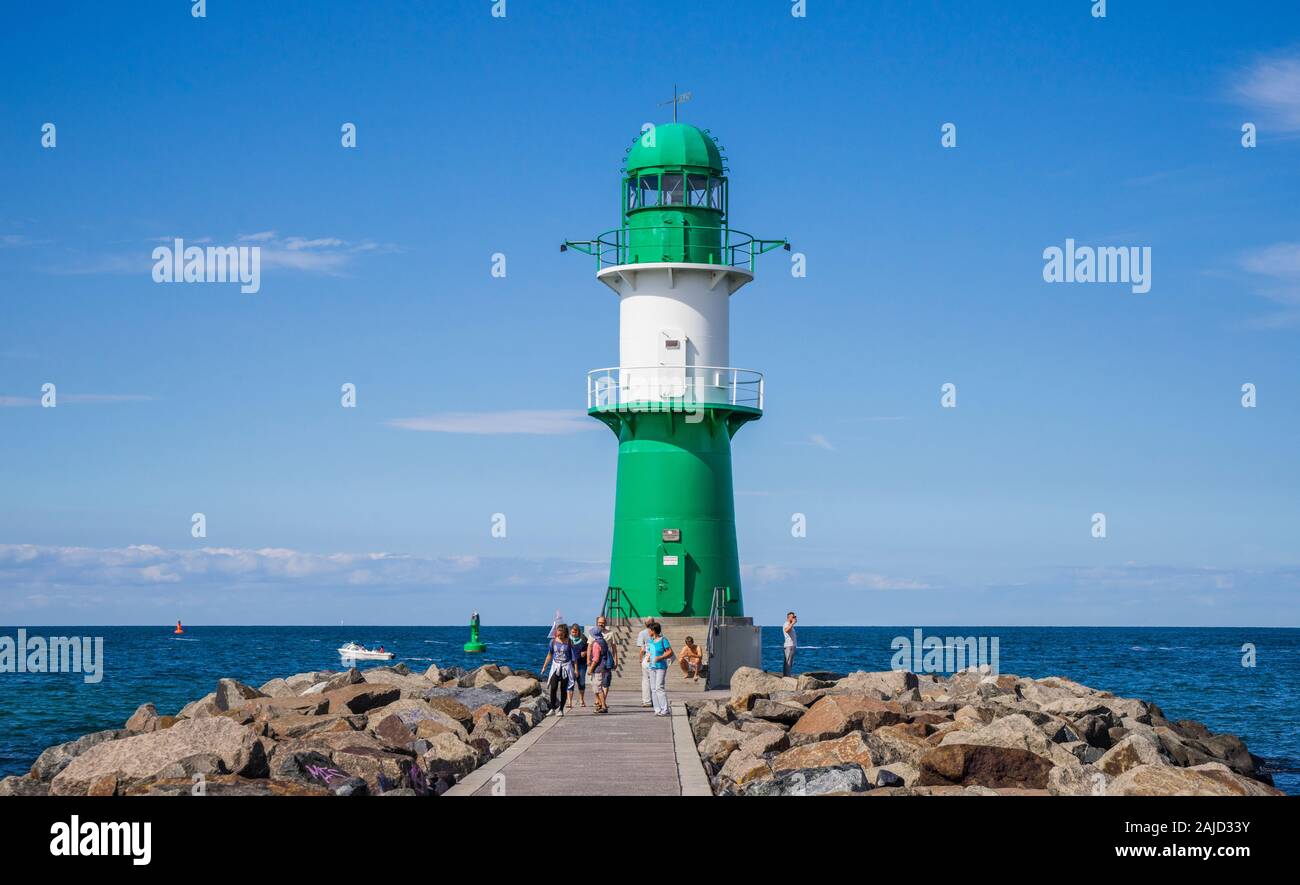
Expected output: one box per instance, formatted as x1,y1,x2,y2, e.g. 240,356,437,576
660,173,685,205
636,175,659,209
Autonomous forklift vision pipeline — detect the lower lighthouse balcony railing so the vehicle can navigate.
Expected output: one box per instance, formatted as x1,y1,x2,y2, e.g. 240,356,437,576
586,365,764,412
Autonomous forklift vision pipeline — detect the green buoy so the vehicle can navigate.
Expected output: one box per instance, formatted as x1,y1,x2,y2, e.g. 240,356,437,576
463,611,487,654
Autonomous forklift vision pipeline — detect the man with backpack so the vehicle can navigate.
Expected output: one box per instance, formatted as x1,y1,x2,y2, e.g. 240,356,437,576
587,625,616,714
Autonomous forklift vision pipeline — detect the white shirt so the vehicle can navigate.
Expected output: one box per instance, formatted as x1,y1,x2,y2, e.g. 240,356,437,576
784,623,797,648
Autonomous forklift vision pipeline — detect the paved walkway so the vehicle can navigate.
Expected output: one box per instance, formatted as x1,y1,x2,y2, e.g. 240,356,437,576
446,690,716,796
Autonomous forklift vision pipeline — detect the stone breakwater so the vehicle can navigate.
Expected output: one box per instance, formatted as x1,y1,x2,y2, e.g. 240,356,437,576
0,662,549,796
688,668,1284,796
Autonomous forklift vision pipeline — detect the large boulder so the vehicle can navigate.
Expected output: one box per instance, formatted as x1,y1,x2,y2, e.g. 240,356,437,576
178,692,219,719
718,751,772,787
213,678,266,711
322,683,402,715
743,763,869,796
360,667,436,699
771,731,878,773
916,744,1054,789
495,675,540,698
834,670,919,698
50,717,265,795
938,713,1076,766
303,668,365,695
267,747,368,795
421,732,483,778
365,698,469,741
788,695,903,744
749,699,808,724
332,744,418,794
257,677,297,697
31,729,128,780
864,722,933,766
0,776,49,796
1096,733,1166,777
691,709,733,744
1107,763,1284,796
240,694,331,718
740,730,790,757
698,724,749,766
1047,763,1109,796
424,685,520,716
729,668,797,707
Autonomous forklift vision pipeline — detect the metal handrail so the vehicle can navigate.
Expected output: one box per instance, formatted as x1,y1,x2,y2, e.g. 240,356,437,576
705,586,725,665
563,226,789,271
587,365,764,411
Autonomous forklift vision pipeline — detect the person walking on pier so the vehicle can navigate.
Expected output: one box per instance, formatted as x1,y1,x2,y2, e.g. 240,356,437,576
636,617,655,708
541,624,575,717
782,611,798,677
568,623,589,710
587,624,615,714
645,622,674,716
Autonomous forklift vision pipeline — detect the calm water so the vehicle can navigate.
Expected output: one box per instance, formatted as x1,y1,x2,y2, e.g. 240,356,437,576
2,625,1295,794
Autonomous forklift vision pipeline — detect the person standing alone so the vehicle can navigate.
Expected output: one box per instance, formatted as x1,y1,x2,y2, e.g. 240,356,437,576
782,611,798,677
645,622,674,716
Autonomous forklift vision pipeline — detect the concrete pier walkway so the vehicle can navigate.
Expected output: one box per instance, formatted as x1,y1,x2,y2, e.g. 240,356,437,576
446,690,716,796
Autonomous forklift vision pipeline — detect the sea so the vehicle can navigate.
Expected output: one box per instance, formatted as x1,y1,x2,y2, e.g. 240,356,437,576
2,625,1295,795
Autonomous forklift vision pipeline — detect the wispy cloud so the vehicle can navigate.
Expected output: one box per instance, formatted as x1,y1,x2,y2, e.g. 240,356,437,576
1234,50,1300,133
1239,241,1300,327
847,571,932,591
387,409,597,435
43,232,397,277
808,434,835,451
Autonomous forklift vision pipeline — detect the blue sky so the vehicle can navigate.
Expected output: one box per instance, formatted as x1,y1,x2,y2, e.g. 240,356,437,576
1,1,1297,626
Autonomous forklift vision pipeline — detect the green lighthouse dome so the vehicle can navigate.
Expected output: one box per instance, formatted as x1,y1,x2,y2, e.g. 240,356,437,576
625,122,723,174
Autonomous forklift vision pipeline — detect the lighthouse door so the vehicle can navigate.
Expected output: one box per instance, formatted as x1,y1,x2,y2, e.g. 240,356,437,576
656,541,687,614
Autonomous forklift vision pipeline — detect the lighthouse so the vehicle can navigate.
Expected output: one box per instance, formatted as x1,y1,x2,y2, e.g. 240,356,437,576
564,116,788,688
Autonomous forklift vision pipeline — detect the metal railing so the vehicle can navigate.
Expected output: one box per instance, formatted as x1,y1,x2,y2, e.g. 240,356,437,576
563,226,789,271
601,586,635,624
705,586,726,666
587,365,763,411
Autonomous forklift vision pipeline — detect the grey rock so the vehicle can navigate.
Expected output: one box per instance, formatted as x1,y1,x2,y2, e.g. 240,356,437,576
31,729,127,780
743,763,869,796
423,685,520,714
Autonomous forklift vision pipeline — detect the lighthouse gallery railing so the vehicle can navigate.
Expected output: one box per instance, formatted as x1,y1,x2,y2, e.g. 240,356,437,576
563,226,789,271
587,366,763,411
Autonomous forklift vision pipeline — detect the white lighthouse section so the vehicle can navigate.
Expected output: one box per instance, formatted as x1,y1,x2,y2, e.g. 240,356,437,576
589,262,761,411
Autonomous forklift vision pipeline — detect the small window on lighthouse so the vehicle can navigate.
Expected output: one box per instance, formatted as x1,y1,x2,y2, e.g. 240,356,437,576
664,339,681,350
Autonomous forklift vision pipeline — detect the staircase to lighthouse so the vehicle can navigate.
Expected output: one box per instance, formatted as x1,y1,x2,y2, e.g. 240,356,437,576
564,118,788,691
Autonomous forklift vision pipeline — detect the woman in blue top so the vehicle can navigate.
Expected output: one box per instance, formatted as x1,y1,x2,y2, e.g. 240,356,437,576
568,623,589,710
644,622,674,716
540,624,574,717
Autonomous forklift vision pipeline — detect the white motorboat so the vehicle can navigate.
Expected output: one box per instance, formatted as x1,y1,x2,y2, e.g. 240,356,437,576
337,641,395,661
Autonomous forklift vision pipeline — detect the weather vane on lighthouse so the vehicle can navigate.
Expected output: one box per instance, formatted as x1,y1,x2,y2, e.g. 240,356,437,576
562,108,790,689
658,84,692,122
